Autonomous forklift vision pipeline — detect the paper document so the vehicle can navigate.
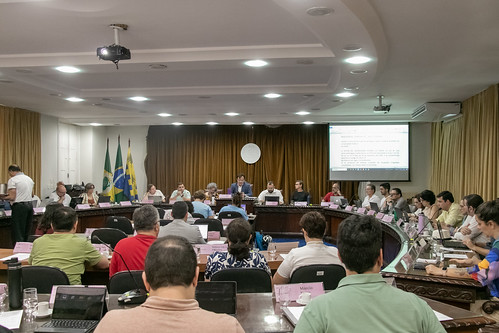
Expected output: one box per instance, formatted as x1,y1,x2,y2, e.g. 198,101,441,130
282,306,305,326
0,253,30,261
0,310,23,329
433,310,453,321
443,253,468,259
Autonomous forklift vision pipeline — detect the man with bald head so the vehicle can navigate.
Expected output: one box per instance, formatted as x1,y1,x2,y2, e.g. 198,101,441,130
49,183,71,206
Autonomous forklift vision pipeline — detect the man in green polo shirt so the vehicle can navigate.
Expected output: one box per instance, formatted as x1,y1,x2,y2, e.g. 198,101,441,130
295,214,445,333
28,206,109,285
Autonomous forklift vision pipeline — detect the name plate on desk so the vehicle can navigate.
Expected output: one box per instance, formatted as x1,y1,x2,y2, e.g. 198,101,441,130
218,194,232,199
329,204,339,209
204,200,211,205
294,201,307,207
265,201,278,206
221,218,234,226
375,212,385,219
345,205,353,212
33,207,45,214
357,208,366,214
99,202,111,208
320,202,331,207
5,210,11,217
274,282,325,303
367,210,376,216
92,244,109,253
120,201,132,206
76,204,91,210
382,215,394,223
194,244,228,254
207,231,220,241
13,242,32,254
141,200,153,204
169,200,176,204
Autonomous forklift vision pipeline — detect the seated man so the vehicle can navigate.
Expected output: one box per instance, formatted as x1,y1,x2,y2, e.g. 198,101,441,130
158,201,205,244
454,194,488,245
385,187,410,214
272,211,342,285
435,190,463,230
192,190,214,218
110,205,160,277
361,183,381,209
170,182,191,201
230,173,252,197
322,182,342,202
291,180,309,203
95,236,244,333
379,182,391,212
48,183,71,207
295,214,444,333
28,206,109,285
257,181,284,205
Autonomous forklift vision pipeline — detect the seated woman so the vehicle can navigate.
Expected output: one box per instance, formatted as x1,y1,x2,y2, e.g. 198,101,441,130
204,218,270,280
80,183,99,206
142,184,165,202
35,203,63,235
205,182,219,201
291,180,309,204
219,192,248,220
420,189,440,223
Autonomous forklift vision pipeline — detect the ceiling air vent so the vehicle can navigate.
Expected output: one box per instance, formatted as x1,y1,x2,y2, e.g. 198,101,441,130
411,102,461,122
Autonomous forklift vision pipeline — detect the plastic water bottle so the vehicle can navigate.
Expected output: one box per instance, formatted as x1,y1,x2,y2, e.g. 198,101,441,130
418,213,425,233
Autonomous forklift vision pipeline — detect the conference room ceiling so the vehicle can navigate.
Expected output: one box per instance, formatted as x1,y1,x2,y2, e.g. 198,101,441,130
0,0,498,126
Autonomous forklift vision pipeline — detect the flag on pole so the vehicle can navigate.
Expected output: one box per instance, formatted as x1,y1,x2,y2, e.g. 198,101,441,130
124,139,138,202
102,138,114,201
112,136,126,203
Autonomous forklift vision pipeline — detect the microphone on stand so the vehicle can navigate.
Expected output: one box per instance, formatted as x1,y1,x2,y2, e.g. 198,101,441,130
92,235,147,304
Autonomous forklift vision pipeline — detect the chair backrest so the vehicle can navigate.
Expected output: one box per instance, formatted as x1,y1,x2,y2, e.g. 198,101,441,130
211,268,271,293
22,266,70,293
156,208,165,219
27,234,41,243
289,264,346,291
105,215,134,235
269,241,299,252
218,211,243,220
91,228,128,248
191,212,205,219
159,219,173,226
108,270,146,294
195,218,224,234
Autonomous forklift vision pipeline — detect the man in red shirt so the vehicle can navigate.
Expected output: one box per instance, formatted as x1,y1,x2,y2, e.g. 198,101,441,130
109,205,160,277
322,182,342,202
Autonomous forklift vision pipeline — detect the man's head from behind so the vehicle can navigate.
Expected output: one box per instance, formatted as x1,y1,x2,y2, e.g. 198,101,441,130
51,206,78,232
143,236,198,296
337,215,382,274
133,205,160,233
299,211,326,240
172,201,188,220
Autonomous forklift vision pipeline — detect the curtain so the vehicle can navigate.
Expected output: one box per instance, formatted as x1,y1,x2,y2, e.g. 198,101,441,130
0,106,41,196
430,84,498,201
145,124,357,204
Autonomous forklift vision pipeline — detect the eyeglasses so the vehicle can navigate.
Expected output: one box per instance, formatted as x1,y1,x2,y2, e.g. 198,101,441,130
390,193,398,196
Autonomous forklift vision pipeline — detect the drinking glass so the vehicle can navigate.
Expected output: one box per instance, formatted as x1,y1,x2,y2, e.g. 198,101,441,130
0,283,7,313
269,244,277,260
23,288,38,323
195,247,201,263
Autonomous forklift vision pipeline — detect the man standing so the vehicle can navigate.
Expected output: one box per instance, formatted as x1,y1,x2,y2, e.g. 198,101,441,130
48,183,71,206
230,173,252,197
257,181,284,205
110,205,160,277
435,191,463,230
295,214,445,332
158,201,205,244
95,236,244,333
1,165,34,244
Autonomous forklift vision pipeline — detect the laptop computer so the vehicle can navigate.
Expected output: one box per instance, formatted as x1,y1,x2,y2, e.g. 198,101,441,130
331,196,344,205
69,197,83,209
36,286,107,333
370,202,380,213
97,195,111,204
353,199,362,208
196,224,209,240
265,196,279,204
195,281,237,315
148,195,162,204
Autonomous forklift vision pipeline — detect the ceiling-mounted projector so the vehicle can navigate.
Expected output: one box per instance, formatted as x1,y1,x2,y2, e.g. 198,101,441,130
97,24,131,69
373,95,392,114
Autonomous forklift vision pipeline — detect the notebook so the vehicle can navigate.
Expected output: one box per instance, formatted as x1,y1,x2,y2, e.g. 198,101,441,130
35,286,107,333
195,281,237,315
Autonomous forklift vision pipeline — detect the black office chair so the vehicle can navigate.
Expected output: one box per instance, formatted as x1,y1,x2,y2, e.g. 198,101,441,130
218,211,243,220
159,219,173,226
289,264,346,291
21,266,70,293
211,268,271,293
195,218,224,237
157,207,166,219
105,216,134,235
108,270,146,294
191,212,205,219
91,228,128,248
27,235,41,243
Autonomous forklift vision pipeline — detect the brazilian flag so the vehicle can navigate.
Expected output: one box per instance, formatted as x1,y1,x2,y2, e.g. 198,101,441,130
112,137,126,203
102,138,114,201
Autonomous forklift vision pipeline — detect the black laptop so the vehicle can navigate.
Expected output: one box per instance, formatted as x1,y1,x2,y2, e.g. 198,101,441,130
195,281,237,315
97,195,111,204
36,286,107,333
69,197,83,209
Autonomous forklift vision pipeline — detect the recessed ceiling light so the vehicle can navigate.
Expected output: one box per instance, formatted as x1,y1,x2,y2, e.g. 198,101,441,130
243,121,254,125
129,96,149,102
295,111,310,116
55,66,81,73
158,113,172,117
206,122,218,125
89,123,102,126
172,122,183,126
350,69,368,74
264,93,282,99
343,45,362,52
149,64,168,70
244,60,268,67
296,59,314,65
336,92,356,98
345,56,371,64
225,112,239,116
344,86,359,91
66,97,84,102
306,7,334,16
303,121,315,125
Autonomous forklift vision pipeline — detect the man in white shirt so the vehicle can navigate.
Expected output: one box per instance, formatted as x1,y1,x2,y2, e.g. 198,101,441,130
49,184,71,206
258,181,284,205
0,165,35,244
361,184,381,209
455,194,488,244
170,182,191,202
272,211,342,285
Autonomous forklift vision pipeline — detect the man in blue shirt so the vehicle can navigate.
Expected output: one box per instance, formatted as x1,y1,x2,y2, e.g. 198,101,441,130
230,173,252,197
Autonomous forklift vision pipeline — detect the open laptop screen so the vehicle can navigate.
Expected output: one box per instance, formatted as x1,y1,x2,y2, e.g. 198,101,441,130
195,281,237,315
52,287,107,320
196,224,208,239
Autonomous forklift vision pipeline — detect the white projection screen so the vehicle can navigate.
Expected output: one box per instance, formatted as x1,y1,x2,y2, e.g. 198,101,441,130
329,123,410,181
